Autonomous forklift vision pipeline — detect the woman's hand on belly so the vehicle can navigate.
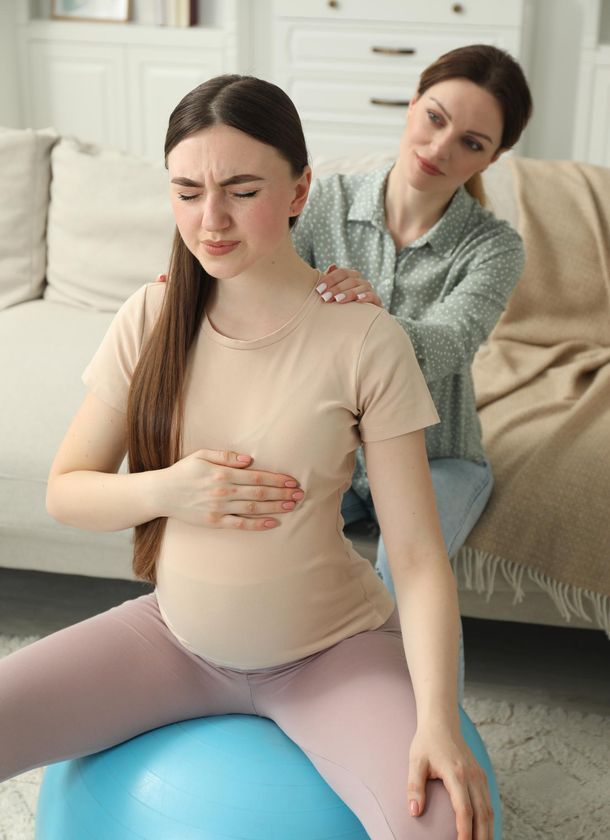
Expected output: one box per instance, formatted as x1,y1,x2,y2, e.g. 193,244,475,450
152,449,305,530
316,264,383,307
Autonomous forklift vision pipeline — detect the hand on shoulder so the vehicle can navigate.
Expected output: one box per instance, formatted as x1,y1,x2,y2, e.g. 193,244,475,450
316,264,383,307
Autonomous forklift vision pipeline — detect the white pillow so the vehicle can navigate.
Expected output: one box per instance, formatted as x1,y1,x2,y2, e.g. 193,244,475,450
0,126,58,310
45,137,175,312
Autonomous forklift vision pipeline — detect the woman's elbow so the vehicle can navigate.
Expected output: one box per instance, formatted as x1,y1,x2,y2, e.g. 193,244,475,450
45,474,71,524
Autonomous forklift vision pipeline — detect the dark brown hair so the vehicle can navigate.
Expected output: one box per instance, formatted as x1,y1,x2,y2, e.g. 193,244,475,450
417,44,533,203
127,75,309,582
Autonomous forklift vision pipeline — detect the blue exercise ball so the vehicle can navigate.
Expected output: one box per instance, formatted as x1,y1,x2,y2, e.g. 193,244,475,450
459,706,503,839
36,710,502,839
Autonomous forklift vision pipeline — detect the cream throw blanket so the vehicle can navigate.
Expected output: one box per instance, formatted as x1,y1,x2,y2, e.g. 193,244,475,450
456,157,610,635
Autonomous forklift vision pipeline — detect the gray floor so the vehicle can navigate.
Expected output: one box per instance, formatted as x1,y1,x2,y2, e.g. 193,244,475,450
1,567,609,717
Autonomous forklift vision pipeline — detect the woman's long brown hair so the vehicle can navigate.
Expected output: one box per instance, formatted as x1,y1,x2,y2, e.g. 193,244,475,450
127,75,309,582
416,44,533,205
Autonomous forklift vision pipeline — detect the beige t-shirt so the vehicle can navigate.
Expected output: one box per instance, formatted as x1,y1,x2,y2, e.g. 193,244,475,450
83,281,439,669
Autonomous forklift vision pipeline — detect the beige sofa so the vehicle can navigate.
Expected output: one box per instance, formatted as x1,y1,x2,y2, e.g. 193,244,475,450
1,126,607,634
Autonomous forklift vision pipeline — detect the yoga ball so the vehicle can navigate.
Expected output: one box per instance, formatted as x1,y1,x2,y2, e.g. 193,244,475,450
36,710,502,839
459,706,503,839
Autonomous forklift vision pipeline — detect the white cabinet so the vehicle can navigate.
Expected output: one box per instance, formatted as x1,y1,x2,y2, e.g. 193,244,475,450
21,38,128,150
16,0,249,158
574,0,610,167
271,0,533,159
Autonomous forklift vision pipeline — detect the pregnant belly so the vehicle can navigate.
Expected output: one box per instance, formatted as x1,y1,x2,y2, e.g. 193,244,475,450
154,519,392,669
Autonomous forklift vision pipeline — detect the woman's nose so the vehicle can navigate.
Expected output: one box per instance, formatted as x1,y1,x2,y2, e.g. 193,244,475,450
430,132,452,161
201,195,230,230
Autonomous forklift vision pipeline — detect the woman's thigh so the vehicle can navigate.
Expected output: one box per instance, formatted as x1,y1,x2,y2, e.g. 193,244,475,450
0,593,251,782
427,458,494,558
253,614,457,840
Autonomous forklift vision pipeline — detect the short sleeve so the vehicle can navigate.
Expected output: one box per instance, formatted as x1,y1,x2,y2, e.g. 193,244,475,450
357,310,440,442
81,283,164,413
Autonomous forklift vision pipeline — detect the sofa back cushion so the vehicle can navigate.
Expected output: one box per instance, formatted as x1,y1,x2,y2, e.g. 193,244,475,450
45,137,175,312
0,126,57,310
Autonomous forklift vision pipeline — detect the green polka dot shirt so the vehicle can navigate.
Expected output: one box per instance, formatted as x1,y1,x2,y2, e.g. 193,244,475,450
292,163,525,500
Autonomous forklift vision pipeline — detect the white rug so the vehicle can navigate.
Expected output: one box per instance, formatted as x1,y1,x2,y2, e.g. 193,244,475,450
1,634,608,840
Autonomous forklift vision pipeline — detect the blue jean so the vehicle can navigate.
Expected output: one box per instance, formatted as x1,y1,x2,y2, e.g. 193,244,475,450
342,458,494,702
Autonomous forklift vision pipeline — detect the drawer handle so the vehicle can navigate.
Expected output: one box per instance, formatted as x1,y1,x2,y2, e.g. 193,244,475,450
370,98,410,107
371,46,416,56
452,3,465,12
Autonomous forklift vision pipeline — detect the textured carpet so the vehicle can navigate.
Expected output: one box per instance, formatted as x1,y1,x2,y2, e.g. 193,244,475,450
1,634,608,840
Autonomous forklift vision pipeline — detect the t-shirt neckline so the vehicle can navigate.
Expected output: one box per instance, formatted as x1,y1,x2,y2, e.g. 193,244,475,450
202,272,321,350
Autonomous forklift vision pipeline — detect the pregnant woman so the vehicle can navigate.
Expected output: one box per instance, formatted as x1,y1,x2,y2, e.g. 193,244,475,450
1,74,494,839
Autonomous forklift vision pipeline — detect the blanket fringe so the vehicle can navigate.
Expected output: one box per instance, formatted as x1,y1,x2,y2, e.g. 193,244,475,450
452,547,610,639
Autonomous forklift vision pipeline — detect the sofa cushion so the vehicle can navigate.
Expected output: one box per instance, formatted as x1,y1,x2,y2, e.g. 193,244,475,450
0,298,133,577
45,137,175,312
0,126,58,310
0,298,115,481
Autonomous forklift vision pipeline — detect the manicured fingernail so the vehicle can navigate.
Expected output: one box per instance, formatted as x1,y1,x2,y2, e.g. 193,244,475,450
409,800,419,817
335,293,346,302
282,501,296,510
284,480,298,488
321,291,333,302
264,520,277,528
357,293,367,300
236,455,251,462
316,282,328,294
325,263,337,273
292,491,304,500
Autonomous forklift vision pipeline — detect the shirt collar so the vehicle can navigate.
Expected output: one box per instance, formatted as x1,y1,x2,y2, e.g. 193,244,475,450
348,163,475,257
347,162,394,230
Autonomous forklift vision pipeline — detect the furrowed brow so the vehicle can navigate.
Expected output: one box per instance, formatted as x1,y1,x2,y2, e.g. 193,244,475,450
219,174,265,187
171,177,203,187
170,174,265,187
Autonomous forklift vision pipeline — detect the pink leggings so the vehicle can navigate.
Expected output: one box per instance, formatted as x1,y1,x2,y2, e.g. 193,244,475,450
0,593,456,839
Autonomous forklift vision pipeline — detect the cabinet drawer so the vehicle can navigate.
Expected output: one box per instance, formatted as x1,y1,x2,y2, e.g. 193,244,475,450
288,77,418,125
274,0,523,28
281,24,507,72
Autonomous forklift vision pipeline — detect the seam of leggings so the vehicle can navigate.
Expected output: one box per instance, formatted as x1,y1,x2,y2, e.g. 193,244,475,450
245,673,260,715
300,745,397,839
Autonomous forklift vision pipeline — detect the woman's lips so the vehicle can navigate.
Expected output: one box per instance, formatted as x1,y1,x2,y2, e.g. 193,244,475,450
202,240,240,256
416,154,443,176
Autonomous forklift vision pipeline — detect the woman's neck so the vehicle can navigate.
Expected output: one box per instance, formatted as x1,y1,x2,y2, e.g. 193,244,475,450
206,241,318,341
384,162,455,250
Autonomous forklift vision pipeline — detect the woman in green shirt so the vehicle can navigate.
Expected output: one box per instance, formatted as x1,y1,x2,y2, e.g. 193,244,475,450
292,44,533,697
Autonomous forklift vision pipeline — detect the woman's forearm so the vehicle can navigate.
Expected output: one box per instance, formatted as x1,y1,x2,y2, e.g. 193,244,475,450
46,469,164,532
395,557,462,730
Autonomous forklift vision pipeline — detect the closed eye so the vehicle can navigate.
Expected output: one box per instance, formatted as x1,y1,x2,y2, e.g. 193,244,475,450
233,190,259,199
177,193,198,201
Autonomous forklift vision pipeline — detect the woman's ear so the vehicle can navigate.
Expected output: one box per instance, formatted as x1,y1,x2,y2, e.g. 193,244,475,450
289,165,312,217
